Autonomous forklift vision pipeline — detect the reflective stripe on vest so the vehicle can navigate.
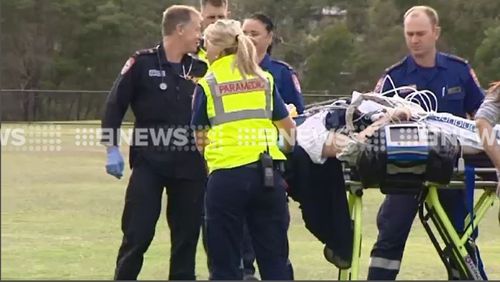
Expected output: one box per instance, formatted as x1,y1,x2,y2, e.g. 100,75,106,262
205,73,272,126
369,257,401,271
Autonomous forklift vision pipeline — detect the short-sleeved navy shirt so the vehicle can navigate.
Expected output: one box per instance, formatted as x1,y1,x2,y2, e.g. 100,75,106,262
260,54,305,114
374,52,484,118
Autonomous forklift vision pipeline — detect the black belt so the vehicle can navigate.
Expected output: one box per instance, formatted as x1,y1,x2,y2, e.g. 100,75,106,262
133,123,193,129
242,161,285,172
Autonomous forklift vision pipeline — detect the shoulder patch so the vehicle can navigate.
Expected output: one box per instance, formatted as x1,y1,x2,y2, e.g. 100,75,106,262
271,59,295,71
470,68,481,87
120,57,135,75
291,73,302,93
442,53,469,64
384,57,406,73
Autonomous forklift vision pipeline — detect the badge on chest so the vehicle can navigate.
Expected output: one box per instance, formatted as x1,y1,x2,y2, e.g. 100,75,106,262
399,84,417,96
447,86,462,95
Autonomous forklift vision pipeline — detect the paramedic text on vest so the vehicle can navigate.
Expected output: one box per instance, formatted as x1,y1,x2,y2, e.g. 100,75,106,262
191,19,296,280
100,6,208,280
369,6,486,280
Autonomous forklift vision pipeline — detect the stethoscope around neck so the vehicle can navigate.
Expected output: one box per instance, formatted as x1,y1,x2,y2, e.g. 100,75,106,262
155,45,193,91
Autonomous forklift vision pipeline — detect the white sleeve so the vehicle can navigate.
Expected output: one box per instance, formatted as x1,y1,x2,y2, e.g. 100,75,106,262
475,98,500,126
296,111,331,164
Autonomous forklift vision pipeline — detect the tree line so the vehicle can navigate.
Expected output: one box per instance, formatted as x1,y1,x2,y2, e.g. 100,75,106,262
1,0,499,120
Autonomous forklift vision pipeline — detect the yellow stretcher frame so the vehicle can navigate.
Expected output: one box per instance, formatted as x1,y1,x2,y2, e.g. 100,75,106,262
337,176,497,281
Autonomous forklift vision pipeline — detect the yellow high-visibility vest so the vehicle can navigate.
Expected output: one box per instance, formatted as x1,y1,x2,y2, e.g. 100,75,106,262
198,54,286,173
197,47,208,63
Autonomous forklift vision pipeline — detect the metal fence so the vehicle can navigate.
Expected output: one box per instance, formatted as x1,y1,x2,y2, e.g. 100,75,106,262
0,89,345,122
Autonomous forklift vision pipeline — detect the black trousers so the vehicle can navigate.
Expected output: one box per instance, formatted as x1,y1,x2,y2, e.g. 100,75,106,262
205,166,291,280
241,208,294,279
285,147,353,262
114,163,205,280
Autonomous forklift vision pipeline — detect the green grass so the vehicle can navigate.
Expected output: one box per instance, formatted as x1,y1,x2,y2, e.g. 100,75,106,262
1,123,499,280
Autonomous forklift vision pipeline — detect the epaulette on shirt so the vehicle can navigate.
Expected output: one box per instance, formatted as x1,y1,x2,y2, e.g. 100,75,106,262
271,59,295,71
272,59,302,92
120,47,157,75
134,47,157,56
384,57,406,73
441,53,469,65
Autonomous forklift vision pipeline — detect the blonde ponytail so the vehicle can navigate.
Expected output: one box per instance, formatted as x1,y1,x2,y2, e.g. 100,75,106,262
235,33,266,80
204,19,267,80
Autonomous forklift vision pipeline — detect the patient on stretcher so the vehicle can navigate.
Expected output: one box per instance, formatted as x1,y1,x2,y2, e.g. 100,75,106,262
284,95,419,269
293,91,500,165
284,90,499,268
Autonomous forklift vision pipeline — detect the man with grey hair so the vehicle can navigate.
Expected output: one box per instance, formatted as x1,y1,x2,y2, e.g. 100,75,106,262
101,5,208,280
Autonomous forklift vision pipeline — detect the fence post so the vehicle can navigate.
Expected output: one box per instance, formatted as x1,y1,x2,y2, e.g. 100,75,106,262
76,92,82,120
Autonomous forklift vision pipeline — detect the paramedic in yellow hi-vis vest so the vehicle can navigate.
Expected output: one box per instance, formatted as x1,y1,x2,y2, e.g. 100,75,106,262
191,19,296,280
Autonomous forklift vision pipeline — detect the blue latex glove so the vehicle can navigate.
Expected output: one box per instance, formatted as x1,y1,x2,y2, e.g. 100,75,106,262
106,146,124,179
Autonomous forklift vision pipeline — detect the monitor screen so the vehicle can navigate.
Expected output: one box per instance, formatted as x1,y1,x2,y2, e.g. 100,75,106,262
389,126,421,142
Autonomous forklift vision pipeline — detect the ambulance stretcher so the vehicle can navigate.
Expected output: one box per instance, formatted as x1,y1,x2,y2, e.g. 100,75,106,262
297,87,498,280
335,123,498,280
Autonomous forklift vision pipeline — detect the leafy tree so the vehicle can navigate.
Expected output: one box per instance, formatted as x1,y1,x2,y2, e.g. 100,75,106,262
1,0,176,90
474,25,500,86
302,23,355,93
349,0,407,91
1,0,499,101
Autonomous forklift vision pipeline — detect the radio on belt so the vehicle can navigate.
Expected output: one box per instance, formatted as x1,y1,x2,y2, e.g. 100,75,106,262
260,131,275,189
260,151,274,188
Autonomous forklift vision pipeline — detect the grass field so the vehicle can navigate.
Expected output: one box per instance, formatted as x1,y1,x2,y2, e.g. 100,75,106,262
1,123,499,280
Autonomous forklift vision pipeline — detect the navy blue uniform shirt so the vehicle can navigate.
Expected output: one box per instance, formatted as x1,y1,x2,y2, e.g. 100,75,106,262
102,43,207,143
374,52,484,117
191,80,289,128
260,54,305,114
100,43,208,178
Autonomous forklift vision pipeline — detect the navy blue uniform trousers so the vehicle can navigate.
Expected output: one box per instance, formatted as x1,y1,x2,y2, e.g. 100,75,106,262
241,206,294,279
114,163,205,280
205,164,291,280
368,185,486,280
